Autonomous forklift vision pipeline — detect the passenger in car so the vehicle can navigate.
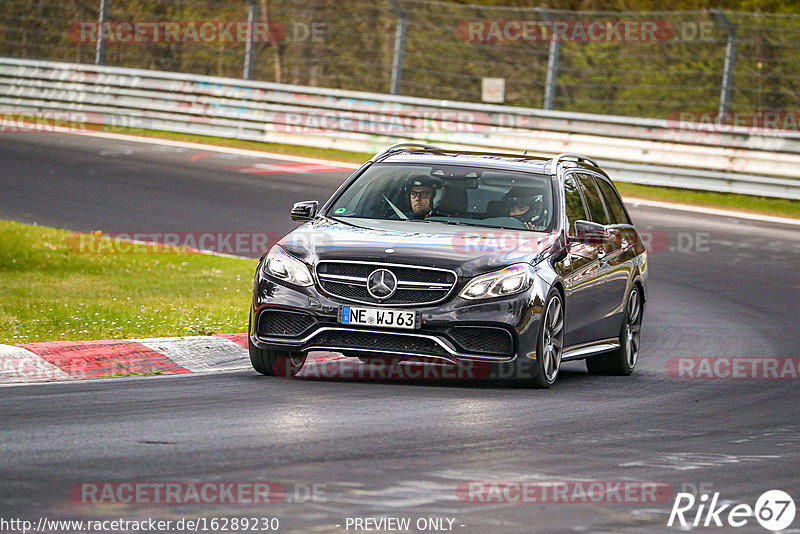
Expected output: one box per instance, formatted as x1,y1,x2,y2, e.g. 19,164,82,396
503,187,545,230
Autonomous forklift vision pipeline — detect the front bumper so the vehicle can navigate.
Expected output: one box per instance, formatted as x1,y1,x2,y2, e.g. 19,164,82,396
250,271,546,365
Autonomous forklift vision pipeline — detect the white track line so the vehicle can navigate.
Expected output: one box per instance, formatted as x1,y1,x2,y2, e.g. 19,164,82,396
64,128,799,227
625,198,800,227
71,129,362,168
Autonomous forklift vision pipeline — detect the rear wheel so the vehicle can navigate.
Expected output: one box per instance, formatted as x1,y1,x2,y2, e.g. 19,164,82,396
586,286,642,376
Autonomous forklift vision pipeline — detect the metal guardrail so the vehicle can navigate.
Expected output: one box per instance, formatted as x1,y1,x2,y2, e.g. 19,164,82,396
2,57,800,200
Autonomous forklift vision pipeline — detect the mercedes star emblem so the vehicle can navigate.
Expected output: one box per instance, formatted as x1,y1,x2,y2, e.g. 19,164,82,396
367,269,398,300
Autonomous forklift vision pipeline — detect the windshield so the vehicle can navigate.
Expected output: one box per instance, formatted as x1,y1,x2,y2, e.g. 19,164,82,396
328,163,555,231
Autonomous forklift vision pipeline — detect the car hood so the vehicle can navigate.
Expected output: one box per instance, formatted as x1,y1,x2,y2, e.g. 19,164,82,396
278,217,561,277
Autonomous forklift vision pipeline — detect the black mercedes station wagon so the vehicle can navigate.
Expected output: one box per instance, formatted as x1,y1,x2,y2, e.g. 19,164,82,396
249,144,647,387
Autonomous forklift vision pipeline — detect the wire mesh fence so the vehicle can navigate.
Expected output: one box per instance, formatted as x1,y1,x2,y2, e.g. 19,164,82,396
2,0,800,119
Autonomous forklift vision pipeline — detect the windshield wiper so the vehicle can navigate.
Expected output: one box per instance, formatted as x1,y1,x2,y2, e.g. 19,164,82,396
423,219,461,226
426,219,514,229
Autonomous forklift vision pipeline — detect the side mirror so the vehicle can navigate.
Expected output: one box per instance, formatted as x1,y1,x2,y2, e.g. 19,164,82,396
290,201,319,222
570,220,607,245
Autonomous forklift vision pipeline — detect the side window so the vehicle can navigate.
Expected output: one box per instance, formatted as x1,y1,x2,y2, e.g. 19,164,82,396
577,174,609,225
596,178,631,225
564,176,587,236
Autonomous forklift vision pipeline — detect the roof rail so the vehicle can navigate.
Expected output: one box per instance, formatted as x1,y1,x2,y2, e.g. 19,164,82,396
546,153,599,174
371,142,441,162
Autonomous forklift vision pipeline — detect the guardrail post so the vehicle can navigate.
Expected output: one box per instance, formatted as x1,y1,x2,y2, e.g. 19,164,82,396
243,0,259,80
712,10,736,122
386,0,407,95
536,8,560,111
95,0,108,65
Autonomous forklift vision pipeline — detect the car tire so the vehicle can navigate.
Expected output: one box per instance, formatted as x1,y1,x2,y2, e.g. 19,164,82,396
498,288,564,388
247,326,308,378
531,288,565,388
248,313,307,377
586,285,643,376
249,340,307,377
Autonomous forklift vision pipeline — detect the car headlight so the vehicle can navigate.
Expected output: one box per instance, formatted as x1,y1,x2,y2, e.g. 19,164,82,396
263,244,313,287
459,263,535,300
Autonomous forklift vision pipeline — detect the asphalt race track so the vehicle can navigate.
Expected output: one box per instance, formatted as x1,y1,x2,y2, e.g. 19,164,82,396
1,133,800,533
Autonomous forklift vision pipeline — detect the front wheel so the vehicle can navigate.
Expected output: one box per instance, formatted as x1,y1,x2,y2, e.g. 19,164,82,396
249,338,307,377
586,286,643,376
496,289,564,388
531,289,565,388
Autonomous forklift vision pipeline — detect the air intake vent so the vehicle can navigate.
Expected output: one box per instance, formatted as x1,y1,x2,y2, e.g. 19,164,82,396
257,310,316,338
448,327,514,356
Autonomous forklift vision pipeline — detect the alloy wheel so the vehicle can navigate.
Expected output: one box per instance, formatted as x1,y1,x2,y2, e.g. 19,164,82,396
542,295,564,383
625,289,642,368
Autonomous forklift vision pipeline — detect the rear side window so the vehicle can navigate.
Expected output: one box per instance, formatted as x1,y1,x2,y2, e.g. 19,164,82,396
596,178,631,225
564,176,587,235
576,174,609,225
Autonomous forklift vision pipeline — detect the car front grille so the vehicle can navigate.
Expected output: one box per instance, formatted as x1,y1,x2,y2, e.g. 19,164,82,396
257,310,317,338
315,261,457,306
447,326,514,356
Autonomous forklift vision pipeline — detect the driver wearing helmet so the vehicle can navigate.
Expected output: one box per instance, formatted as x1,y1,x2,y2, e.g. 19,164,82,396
404,176,440,219
504,187,543,230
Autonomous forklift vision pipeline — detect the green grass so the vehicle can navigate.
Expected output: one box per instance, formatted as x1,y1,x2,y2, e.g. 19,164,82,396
0,221,257,344
615,183,800,219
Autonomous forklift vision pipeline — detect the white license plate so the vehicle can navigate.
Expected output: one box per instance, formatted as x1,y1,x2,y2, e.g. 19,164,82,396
340,306,417,330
